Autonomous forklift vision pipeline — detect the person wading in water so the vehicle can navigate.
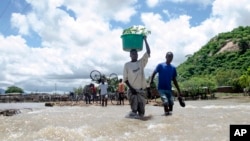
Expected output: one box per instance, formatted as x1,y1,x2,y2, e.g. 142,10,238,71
123,36,151,119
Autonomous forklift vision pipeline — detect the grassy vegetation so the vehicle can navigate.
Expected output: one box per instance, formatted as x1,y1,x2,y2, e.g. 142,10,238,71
176,26,250,92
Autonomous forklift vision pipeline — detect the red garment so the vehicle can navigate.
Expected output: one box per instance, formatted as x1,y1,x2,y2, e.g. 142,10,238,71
118,82,125,93
90,86,96,93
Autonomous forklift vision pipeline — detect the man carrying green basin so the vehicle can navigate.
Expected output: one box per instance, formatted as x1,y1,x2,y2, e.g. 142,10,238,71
123,36,151,119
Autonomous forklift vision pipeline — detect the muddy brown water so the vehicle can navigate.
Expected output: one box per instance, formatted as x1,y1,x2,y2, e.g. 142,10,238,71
0,98,250,141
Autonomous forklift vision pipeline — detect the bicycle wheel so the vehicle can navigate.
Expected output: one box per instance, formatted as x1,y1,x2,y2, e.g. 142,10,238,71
109,73,118,83
110,93,117,105
90,70,101,81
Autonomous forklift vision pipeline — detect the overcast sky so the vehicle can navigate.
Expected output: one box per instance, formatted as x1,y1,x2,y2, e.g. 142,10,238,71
0,0,250,94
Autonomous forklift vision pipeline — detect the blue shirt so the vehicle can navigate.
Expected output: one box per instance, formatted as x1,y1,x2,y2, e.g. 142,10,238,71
154,63,177,90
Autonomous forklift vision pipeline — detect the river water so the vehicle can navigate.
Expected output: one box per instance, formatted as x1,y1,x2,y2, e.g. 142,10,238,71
0,98,250,141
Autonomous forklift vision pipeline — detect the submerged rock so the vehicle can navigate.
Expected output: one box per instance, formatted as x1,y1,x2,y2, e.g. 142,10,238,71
45,102,55,107
0,109,21,116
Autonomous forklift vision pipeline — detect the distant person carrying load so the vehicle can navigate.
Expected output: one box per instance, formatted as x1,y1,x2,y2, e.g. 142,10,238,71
123,35,151,119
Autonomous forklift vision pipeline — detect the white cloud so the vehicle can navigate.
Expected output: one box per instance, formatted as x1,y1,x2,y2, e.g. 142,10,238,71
168,0,214,6
141,12,204,69
114,7,137,23
1,0,250,93
163,9,171,18
11,13,29,35
146,0,160,8
212,0,250,26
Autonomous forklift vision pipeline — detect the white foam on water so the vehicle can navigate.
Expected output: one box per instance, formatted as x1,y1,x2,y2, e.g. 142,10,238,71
28,110,43,114
1,100,250,141
33,125,93,141
124,132,131,136
147,123,168,130
7,132,24,140
207,124,221,128
184,105,198,109
202,105,250,109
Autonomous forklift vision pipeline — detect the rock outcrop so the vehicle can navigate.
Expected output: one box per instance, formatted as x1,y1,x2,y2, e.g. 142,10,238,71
0,109,21,116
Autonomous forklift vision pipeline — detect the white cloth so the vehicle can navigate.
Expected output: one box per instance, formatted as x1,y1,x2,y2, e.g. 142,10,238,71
99,83,108,95
123,52,149,89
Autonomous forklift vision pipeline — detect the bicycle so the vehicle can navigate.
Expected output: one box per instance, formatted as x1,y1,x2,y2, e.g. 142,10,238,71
90,70,102,82
90,70,118,84
90,70,119,105
109,92,119,105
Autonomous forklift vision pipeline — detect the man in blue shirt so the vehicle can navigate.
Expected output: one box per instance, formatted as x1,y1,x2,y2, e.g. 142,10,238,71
150,52,183,115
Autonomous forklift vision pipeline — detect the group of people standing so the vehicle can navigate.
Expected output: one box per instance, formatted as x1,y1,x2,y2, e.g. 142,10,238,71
82,78,126,107
83,80,108,106
83,83,96,105
123,36,183,119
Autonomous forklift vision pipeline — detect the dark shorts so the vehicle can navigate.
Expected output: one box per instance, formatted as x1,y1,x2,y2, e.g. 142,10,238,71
128,90,146,116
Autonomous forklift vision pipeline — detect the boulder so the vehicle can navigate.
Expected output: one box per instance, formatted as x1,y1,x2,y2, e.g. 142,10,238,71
0,109,21,116
45,102,55,107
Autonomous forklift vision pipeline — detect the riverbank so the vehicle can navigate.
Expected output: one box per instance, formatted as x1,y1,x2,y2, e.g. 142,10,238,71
214,92,250,102
1,93,249,116
49,92,250,107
